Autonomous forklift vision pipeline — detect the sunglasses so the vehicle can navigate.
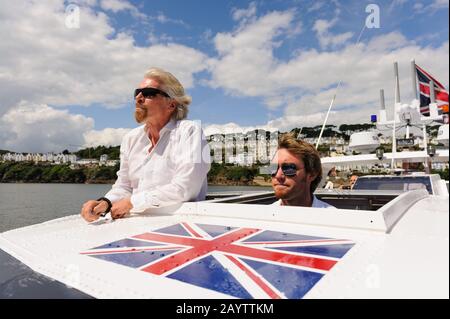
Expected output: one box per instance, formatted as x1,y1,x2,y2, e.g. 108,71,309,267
270,163,301,177
134,87,170,99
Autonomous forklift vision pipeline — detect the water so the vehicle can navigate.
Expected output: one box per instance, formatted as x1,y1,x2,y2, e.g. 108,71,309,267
0,184,272,233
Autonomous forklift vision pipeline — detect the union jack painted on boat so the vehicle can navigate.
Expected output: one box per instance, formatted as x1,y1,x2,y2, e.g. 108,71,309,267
81,222,355,299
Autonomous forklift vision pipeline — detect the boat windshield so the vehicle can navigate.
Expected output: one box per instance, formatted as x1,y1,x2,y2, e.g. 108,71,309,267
352,176,433,194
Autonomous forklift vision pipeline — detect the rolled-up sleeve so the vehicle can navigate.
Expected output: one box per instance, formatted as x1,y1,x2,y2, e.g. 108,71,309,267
130,123,210,211
104,137,133,203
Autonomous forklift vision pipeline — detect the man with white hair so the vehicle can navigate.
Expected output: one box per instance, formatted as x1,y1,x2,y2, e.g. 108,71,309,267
81,67,210,222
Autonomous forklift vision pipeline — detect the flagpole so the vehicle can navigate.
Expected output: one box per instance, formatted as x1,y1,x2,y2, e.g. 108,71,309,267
411,59,418,100
430,80,436,103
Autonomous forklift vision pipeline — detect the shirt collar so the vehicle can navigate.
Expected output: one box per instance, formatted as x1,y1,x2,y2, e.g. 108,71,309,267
277,195,318,207
144,119,177,136
160,119,177,134
311,195,320,207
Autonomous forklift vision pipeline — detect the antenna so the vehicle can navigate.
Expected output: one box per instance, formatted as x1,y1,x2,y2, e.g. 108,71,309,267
394,62,401,103
315,24,367,149
411,59,418,100
296,127,303,140
392,63,398,169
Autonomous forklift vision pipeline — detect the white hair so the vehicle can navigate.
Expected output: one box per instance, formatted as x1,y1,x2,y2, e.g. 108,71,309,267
144,67,191,121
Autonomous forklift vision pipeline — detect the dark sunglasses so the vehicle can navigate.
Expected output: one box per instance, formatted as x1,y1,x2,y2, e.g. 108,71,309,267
270,163,300,177
134,87,170,99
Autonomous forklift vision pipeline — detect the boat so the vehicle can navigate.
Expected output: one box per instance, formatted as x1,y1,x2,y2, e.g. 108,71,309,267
0,61,448,299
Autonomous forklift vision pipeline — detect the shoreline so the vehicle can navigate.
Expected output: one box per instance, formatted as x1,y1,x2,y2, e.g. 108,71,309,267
0,180,273,186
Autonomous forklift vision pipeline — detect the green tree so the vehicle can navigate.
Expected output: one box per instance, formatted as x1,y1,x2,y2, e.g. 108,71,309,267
23,166,43,181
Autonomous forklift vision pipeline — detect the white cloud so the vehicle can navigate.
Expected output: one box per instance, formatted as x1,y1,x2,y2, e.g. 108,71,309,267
1,2,448,153
0,1,207,117
312,17,353,49
413,3,424,11
83,127,131,148
0,101,133,152
413,0,448,13
206,6,448,136
0,103,94,153
203,105,377,137
430,0,449,9
232,2,257,22
208,9,296,98
207,9,449,119
154,12,188,27
388,0,409,13
71,0,98,7
99,0,145,19
307,1,326,13
206,8,448,137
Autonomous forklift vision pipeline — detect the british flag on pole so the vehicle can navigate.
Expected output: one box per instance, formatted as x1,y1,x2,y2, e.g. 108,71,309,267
416,63,449,119
81,222,355,299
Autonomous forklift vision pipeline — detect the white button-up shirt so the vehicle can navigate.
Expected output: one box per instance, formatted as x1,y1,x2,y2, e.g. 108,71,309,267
104,119,211,212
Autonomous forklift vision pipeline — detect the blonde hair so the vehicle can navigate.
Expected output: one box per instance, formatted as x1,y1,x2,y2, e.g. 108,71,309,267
278,133,323,193
144,67,191,121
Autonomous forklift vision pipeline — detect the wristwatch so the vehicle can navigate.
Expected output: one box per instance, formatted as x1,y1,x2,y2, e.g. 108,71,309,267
96,197,112,216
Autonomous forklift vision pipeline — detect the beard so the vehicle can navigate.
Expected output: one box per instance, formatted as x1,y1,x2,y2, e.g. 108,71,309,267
273,184,292,199
134,106,147,123
272,175,309,200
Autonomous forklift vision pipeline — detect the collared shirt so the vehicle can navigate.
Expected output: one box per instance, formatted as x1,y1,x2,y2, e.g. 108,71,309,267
272,195,336,208
104,119,211,212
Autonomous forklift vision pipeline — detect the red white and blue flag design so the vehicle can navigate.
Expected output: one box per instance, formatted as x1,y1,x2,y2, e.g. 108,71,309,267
416,63,449,117
81,222,355,299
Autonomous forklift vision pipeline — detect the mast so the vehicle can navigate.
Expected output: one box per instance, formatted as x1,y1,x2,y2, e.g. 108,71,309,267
394,62,401,104
379,89,386,122
392,62,400,169
411,59,418,100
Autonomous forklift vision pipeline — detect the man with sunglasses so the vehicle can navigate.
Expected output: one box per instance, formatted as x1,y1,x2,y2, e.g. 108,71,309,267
80,67,210,222
271,133,334,208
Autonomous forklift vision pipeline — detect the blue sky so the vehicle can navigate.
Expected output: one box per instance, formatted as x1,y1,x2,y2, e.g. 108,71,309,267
0,0,448,152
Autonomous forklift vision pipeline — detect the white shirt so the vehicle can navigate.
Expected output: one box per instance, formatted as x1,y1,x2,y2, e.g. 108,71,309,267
272,195,336,208
104,119,211,212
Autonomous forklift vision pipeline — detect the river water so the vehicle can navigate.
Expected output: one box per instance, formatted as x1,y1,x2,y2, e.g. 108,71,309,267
0,184,271,233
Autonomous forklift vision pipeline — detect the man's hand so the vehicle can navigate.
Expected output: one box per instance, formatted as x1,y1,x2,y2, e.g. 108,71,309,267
111,198,133,220
80,200,109,222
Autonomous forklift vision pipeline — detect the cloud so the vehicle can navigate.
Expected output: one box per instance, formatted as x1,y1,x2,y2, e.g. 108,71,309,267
207,9,296,98
203,105,376,137
232,2,257,22
0,1,207,117
154,12,188,27
100,0,135,12
307,1,326,13
83,127,131,148
413,3,424,11
312,17,353,49
99,0,146,19
205,5,448,137
413,0,449,13
207,8,448,120
0,101,133,152
0,103,94,153
388,0,409,13
430,0,449,10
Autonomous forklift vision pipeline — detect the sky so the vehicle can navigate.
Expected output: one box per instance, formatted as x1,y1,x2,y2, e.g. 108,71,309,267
0,0,448,153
